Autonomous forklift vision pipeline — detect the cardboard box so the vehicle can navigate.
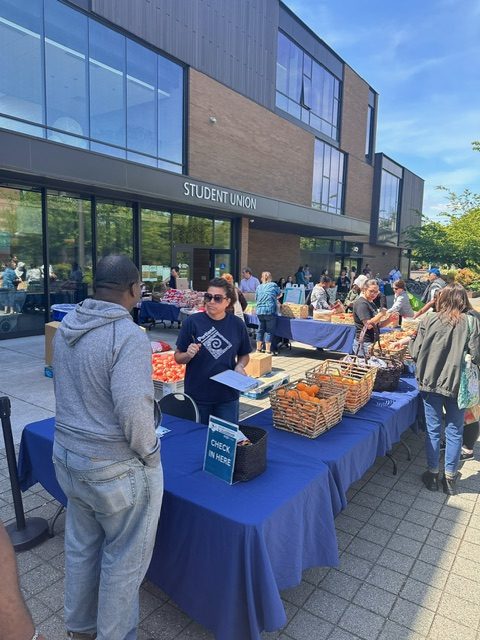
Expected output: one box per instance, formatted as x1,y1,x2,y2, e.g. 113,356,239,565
45,321,61,366
244,352,272,378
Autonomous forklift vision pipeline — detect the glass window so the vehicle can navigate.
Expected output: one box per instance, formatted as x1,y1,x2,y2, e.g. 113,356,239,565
158,56,183,166
172,214,213,246
378,170,400,244
44,0,88,140
0,1,44,127
312,139,345,215
276,31,340,141
0,186,44,338
365,104,374,159
141,209,171,286
0,1,185,170
213,219,231,248
127,39,157,157
89,20,126,148
96,200,134,259
47,192,92,306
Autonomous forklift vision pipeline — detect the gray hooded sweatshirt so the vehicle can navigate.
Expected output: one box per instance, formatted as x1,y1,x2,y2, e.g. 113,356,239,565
53,298,160,467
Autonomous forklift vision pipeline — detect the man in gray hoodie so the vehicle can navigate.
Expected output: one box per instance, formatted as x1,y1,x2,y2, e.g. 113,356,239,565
52,255,163,640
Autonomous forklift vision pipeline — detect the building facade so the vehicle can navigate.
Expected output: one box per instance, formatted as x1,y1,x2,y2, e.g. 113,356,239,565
0,0,423,338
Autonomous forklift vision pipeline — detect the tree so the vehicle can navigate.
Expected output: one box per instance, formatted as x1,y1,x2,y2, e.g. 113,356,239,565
404,217,450,266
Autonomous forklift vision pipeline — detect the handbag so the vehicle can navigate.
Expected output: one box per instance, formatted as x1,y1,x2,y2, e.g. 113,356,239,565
458,315,480,409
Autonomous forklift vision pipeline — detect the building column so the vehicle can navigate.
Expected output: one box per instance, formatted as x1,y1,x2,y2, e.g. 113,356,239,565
240,216,249,272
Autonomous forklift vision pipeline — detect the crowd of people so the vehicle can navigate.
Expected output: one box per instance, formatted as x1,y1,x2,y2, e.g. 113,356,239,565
1,257,479,640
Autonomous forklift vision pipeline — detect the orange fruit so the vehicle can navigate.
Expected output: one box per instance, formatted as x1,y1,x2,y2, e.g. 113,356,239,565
308,384,320,395
296,382,308,392
286,389,299,399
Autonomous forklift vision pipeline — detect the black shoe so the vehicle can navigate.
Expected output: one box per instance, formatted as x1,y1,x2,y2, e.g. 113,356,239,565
439,440,446,452
421,470,439,491
442,474,458,496
460,450,474,461
272,351,279,356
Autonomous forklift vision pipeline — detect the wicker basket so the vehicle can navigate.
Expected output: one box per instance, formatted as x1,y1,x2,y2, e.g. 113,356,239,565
280,303,309,319
372,357,404,392
233,425,267,482
269,378,346,438
305,360,377,414
369,343,408,360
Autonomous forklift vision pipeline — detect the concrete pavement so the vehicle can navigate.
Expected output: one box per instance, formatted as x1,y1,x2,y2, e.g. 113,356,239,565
1,327,480,640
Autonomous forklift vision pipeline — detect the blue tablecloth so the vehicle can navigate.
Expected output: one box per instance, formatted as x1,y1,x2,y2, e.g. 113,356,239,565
245,314,355,352
139,301,181,324
18,415,339,640
243,376,419,510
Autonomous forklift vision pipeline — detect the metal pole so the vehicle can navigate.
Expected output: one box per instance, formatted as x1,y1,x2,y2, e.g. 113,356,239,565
0,397,49,551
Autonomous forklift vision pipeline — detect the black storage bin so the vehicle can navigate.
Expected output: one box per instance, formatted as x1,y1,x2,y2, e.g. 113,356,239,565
233,425,268,482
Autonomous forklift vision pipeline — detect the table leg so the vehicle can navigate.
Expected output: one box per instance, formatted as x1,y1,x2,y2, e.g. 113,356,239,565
49,504,65,537
385,452,398,475
399,439,412,461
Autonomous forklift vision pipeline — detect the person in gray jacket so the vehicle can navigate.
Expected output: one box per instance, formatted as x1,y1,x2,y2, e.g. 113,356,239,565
410,283,480,495
53,255,163,640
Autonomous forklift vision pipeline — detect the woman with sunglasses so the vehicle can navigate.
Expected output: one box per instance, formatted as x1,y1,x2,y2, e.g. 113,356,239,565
175,277,251,425
387,279,414,321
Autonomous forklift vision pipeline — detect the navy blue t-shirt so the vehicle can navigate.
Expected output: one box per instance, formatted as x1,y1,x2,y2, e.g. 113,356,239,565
176,312,252,404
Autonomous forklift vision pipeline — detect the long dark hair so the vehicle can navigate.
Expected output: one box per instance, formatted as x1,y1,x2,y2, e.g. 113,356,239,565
209,277,237,313
436,282,472,326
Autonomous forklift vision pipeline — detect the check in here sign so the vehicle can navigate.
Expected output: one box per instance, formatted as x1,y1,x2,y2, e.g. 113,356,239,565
204,416,239,484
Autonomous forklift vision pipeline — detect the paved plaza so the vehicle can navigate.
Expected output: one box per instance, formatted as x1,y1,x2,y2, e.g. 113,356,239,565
1,328,480,640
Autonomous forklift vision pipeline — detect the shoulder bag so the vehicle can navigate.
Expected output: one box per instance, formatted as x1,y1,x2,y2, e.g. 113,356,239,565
458,314,480,409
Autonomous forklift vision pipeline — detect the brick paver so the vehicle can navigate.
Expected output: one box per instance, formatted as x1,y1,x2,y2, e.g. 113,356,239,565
1,331,479,640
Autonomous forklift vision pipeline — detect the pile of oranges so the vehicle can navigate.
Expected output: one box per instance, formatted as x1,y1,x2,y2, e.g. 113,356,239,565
277,381,325,404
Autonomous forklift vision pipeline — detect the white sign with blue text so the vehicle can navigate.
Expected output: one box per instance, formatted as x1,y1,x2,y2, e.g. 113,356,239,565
204,416,239,484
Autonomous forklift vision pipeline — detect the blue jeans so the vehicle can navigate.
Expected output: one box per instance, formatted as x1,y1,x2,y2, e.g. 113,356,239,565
256,314,277,345
53,442,163,640
421,392,465,476
196,399,240,426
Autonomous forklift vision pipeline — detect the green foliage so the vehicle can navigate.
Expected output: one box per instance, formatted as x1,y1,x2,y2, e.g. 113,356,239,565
404,218,450,265
453,267,477,287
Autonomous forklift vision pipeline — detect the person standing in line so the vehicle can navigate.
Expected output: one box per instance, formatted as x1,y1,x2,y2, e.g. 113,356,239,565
239,267,260,293
349,266,357,286
295,265,307,286
1,260,17,314
222,272,247,321
310,276,334,310
168,265,179,289
388,266,402,282
387,279,414,320
175,277,251,425
336,268,351,302
410,283,480,495
413,267,446,318
52,255,163,640
255,271,281,354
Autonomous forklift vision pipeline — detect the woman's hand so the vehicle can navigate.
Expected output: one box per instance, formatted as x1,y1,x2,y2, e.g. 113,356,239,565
186,343,201,361
234,363,247,376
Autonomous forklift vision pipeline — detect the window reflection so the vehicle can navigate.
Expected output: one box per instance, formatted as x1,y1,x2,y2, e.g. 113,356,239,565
47,192,93,306
378,170,400,244
312,139,345,215
89,20,125,148
44,0,89,140
173,215,214,246
141,209,171,287
96,201,134,259
0,0,184,171
276,31,340,141
0,186,45,337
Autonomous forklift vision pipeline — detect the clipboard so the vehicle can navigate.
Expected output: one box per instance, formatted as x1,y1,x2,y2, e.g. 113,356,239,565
210,369,260,392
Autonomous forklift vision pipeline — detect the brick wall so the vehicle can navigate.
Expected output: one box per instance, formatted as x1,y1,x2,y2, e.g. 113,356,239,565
247,227,300,281
341,66,374,223
188,69,314,206
362,244,402,279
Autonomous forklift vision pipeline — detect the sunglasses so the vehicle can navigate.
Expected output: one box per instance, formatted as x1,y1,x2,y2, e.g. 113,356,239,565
204,293,227,303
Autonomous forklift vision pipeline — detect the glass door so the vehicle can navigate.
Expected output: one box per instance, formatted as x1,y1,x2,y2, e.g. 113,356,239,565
210,250,233,279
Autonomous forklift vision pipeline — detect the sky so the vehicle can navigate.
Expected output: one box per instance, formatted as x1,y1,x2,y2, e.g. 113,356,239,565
285,0,480,219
